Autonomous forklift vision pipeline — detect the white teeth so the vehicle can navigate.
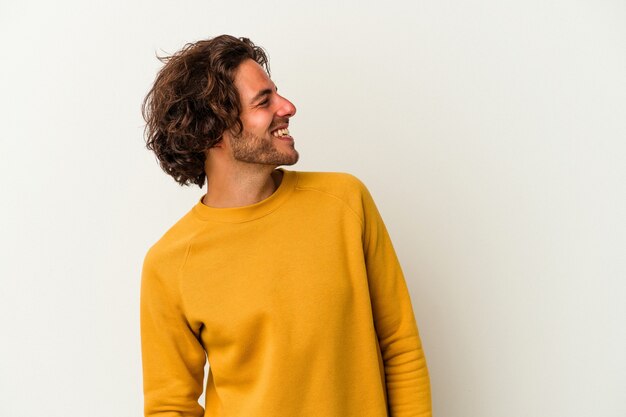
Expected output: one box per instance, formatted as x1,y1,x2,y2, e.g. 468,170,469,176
272,128,290,137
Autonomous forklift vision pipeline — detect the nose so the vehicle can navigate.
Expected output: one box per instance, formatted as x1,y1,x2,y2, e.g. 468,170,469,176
276,94,297,118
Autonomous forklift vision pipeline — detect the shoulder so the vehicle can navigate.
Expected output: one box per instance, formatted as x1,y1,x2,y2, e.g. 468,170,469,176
142,208,206,279
294,170,369,197
292,170,373,221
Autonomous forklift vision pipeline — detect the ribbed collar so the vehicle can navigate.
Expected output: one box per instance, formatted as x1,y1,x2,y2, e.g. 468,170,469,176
192,169,298,223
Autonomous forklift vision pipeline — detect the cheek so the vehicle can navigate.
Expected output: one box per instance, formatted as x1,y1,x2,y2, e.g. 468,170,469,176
243,112,273,132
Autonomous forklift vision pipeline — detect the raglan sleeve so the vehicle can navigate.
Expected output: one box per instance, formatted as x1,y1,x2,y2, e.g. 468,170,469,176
140,246,206,417
358,179,432,417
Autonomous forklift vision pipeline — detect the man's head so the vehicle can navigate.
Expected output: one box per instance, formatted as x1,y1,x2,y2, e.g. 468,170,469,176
223,58,298,169
142,35,297,188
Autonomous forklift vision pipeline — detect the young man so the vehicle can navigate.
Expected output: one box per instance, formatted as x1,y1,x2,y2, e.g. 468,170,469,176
140,35,431,417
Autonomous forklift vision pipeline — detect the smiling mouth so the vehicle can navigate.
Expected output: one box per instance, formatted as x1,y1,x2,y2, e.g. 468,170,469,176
271,127,290,138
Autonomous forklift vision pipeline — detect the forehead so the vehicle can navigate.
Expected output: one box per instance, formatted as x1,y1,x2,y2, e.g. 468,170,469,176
233,59,274,100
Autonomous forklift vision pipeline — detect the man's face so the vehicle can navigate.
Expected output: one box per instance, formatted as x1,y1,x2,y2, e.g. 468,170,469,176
226,59,298,166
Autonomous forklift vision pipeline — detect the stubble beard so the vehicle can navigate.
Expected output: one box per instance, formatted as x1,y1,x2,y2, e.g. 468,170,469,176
230,129,299,166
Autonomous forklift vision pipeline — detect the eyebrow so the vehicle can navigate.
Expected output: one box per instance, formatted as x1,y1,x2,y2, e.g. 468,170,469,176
250,86,277,105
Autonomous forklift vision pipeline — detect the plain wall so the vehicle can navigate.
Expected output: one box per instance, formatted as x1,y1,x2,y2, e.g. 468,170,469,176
1,1,624,416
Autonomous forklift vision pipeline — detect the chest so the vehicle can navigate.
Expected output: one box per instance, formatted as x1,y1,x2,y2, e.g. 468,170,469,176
180,210,369,350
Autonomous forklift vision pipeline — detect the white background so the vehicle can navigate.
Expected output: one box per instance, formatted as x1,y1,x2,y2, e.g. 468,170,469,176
1,1,624,416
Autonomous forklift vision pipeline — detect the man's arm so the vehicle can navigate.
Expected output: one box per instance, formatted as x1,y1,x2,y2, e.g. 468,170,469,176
140,247,206,417
359,180,432,417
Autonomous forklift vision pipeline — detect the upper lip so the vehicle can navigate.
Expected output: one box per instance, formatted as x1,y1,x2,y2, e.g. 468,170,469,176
270,124,289,133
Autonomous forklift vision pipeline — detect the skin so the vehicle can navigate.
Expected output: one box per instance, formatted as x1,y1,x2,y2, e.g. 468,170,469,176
203,59,298,208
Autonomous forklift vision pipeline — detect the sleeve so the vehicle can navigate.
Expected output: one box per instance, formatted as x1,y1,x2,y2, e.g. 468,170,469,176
140,247,207,417
359,181,432,417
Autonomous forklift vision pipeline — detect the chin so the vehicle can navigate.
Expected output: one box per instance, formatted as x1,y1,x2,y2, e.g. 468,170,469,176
284,151,299,165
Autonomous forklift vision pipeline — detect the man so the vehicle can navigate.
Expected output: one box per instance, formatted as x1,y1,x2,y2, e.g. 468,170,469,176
140,34,431,417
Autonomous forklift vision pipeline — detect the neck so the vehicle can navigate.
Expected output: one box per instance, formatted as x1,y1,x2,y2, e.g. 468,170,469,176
202,160,282,209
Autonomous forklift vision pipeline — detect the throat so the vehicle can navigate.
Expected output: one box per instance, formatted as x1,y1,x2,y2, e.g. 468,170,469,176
202,169,283,208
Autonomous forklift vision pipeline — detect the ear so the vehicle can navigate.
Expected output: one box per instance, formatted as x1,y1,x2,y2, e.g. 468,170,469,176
212,133,227,148
218,129,236,150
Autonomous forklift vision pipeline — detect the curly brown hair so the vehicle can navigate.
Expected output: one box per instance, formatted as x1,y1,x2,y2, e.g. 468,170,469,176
142,35,270,187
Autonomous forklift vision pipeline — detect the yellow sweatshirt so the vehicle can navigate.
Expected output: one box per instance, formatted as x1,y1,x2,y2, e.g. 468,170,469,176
140,169,431,417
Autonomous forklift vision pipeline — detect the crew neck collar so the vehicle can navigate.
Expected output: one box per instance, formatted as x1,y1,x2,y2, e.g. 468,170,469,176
192,169,297,223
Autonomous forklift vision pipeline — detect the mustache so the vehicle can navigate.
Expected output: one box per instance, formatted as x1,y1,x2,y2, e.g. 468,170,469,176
269,118,290,130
